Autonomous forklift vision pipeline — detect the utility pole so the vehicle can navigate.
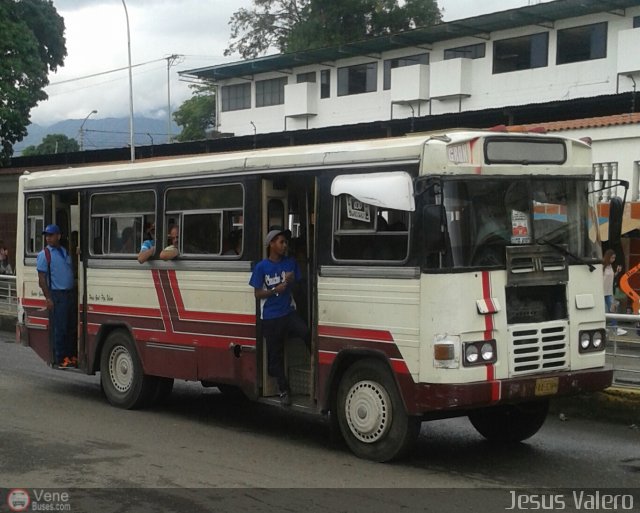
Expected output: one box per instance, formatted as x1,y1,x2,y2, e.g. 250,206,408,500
165,54,182,143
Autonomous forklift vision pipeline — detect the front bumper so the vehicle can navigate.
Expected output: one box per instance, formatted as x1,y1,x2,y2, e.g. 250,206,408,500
409,366,613,415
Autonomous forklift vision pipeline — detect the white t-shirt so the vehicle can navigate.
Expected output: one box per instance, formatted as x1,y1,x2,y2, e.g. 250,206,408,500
603,265,614,296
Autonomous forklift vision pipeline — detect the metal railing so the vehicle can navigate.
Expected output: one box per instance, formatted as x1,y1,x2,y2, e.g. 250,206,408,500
606,313,640,390
0,275,17,318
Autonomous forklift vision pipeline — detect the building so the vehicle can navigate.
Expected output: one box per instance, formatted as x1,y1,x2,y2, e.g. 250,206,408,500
181,0,640,141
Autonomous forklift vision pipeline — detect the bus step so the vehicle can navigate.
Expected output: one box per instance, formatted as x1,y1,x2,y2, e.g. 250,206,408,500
289,365,311,395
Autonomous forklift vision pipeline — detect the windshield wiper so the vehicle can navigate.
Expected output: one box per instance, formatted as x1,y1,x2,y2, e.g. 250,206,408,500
536,238,596,272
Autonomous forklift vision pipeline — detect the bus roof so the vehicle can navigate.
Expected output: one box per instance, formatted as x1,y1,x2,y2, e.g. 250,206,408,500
19,130,592,191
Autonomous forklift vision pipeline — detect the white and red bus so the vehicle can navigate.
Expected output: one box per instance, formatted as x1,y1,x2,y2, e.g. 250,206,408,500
16,130,617,461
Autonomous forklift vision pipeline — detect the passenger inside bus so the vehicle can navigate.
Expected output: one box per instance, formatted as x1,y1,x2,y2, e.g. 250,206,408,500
138,222,155,263
160,224,179,260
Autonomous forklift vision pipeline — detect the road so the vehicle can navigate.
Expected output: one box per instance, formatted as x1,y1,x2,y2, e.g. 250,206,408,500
1,331,639,512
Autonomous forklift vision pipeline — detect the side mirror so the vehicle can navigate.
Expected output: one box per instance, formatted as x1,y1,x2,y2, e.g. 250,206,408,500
423,204,445,252
608,196,624,249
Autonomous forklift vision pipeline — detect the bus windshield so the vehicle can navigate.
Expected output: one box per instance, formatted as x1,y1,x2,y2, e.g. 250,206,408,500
423,177,601,269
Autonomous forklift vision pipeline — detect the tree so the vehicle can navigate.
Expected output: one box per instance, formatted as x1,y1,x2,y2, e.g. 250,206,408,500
225,0,442,59
172,84,217,142
0,0,66,164
21,134,79,156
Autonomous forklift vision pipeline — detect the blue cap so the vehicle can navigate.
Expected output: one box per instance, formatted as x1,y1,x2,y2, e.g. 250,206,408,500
42,224,61,235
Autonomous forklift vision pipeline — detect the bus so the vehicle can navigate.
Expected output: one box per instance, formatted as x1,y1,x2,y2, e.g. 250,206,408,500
16,129,619,462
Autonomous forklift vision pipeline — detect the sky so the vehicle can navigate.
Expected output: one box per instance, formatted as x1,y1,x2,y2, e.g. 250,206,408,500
30,0,550,128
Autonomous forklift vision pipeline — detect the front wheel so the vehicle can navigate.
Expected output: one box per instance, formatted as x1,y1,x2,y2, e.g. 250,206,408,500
100,329,156,409
336,359,420,462
468,400,549,442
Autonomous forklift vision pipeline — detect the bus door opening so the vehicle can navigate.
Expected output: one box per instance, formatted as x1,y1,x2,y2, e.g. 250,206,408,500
259,177,316,406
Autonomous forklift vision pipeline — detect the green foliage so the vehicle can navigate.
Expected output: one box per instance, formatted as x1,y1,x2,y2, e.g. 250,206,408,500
225,0,442,58
0,0,66,164
172,84,217,142
21,134,79,156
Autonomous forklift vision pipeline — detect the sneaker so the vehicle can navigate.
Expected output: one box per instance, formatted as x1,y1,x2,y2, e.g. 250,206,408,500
279,391,291,406
615,328,628,336
58,357,75,369
70,356,78,365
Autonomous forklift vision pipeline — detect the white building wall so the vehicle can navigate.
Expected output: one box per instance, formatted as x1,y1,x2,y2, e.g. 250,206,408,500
216,7,640,137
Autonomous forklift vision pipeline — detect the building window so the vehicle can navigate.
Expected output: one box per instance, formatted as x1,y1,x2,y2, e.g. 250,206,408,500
493,32,548,74
165,184,244,257
383,53,428,90
634,16,640,28
256,77,287,107
297,72,316,83
337,62,378,96
557,22,607,65
444,43,486,60
221,83,251,112
320,69,330,98
90,191,155,256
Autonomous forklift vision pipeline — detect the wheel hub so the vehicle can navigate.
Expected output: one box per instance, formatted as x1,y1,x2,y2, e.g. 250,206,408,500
109,346,133,393
344,380,391,443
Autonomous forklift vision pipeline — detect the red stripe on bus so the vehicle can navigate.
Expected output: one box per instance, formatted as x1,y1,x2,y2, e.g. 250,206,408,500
131,328,251,349
390,359,410,375
318,325,394,342
486,364,501,401
28,317,48,327
318,351,336,365
22,298,46,307
481,271,494,340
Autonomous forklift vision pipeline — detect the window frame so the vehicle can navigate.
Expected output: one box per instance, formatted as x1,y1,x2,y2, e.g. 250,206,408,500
25,196,45,256
556,22,607,65
337,62,378,97
89,190,156,257
493,32,549,74
255,77,288,108
163,182,245,259
220,83,251,112
331,194,410,264
320,69,331,99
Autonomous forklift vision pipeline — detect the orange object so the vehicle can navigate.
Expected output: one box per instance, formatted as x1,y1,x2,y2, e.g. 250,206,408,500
619,263,640,314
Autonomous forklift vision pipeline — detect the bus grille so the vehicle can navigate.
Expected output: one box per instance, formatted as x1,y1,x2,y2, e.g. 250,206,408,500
509,322,568,376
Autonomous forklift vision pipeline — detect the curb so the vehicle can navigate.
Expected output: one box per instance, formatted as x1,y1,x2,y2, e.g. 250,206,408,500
551,387,640,425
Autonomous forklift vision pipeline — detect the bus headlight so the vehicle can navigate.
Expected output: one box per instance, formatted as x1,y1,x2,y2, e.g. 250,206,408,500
463,340,497,367
578,329,607,353
465,344,479,363
580,332,591,350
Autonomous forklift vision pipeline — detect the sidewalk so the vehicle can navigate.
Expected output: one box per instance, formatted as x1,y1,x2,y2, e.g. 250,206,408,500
551,387,640,425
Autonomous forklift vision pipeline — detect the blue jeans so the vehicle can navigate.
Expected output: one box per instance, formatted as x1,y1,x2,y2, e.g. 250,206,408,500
49,289,74,363
262,311,309,393
604,295,617,328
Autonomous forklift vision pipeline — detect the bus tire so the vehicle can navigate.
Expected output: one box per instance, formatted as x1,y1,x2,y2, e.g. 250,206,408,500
100,330,156,410
468,400,549,443
336,359,420,462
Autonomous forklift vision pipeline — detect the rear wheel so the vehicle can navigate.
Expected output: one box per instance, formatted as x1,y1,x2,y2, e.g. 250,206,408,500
336,359,420,462
100,330,156,409
468,400,549,442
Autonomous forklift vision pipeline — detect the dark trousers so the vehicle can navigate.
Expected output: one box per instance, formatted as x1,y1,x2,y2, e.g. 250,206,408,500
49,289,75,363
262,311,309,393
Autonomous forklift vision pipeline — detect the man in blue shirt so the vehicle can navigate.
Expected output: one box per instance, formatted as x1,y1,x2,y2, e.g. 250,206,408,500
37,224,76,368
249,230,309,406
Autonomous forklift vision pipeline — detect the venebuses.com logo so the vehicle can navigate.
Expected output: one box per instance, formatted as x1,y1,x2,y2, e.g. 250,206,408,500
5,488,71,512
6,489,30,512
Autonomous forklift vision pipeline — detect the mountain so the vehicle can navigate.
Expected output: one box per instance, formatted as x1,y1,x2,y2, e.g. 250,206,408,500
14,116,180,155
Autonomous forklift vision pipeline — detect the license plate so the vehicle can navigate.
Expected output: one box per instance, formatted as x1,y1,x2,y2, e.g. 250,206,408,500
535,377,559,396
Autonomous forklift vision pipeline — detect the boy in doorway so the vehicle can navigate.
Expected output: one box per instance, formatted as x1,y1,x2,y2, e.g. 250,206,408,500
249,230,309,406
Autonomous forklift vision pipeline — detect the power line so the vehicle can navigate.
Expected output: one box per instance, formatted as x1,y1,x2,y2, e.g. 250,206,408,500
48,57,168,86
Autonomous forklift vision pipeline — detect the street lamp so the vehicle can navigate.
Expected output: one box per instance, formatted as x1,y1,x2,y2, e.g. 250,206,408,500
79,109,97,151
122,0,135,162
